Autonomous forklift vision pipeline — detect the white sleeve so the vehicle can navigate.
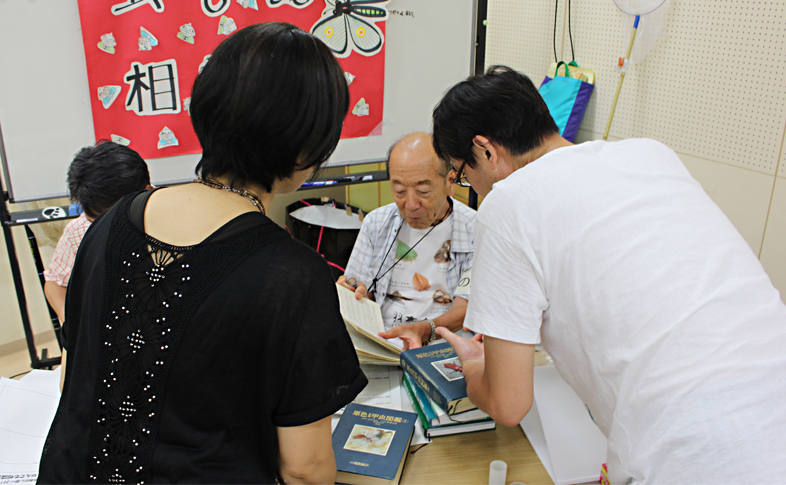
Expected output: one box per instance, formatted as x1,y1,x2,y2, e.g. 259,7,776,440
464,218,547,345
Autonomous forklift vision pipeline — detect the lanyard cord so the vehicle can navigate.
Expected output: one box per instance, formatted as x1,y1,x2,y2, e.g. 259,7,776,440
368,200,452,295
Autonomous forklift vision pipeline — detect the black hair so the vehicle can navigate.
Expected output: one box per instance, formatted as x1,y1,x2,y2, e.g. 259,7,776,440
190,22,350,192
67,140,150,219
432,65,559,168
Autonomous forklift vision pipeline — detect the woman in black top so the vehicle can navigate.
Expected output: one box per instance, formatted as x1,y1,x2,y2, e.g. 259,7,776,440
39,22,367,484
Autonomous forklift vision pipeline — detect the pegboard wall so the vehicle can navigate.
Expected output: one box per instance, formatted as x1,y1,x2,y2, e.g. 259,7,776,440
485,0,786,176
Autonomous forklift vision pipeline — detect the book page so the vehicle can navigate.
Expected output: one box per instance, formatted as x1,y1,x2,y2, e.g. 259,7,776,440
336,283,385,334
336,284,404,353
345,324,399,362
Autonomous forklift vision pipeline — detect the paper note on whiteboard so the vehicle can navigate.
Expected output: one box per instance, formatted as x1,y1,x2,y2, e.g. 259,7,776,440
520,365,608,485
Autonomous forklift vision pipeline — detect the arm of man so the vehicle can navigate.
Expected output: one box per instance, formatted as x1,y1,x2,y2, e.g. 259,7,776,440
378,297,468,349
277,416,336,484
437,328,535,427
44,281,67,323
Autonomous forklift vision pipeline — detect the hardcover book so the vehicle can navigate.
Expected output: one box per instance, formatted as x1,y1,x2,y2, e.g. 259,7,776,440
402,373,495,438
400,341,477,415
333,403,417,485
402,373,489,426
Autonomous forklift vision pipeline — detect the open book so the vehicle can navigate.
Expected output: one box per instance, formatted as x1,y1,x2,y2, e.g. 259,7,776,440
336,283,404,364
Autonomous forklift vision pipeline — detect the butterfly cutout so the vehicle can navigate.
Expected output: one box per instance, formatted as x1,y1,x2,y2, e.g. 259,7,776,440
311,0,389,58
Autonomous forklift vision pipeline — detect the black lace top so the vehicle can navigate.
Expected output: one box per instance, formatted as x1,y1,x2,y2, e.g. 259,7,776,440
38,190,367,484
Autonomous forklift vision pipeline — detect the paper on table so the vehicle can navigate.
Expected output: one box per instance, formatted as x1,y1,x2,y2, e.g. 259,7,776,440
355,365,404,410
519,365,607,485
0,373,61,484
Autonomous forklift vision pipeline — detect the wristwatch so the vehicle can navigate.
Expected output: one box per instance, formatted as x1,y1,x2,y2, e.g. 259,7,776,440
422,319,437,346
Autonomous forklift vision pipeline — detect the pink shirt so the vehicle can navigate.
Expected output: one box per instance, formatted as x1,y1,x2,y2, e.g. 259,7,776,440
44,213,92,287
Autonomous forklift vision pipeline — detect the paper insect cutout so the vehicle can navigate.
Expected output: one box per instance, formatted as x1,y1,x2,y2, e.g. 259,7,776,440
267,0,314,8
218,15,237,35
198,55,211,74
183,97,191,115
98,33,117,54
177,23,196,44
138,27,159,51
111,134,131,146
311,0,389,58
157,127,179,149
344,72,355,85
352,98,369,116
98,86,121,109
237,0,259,8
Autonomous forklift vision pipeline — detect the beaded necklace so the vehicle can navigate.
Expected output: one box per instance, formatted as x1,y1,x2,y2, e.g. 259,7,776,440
194,177,266,216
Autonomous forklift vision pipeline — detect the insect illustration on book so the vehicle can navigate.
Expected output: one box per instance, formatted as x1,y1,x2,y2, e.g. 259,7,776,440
310,0,390,58
344,425,395,456
432,357,464,381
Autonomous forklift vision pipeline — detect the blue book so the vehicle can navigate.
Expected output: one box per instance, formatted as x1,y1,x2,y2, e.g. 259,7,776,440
402,373,495,438
400,341,477,415
332,403,416,485
402,372,489,427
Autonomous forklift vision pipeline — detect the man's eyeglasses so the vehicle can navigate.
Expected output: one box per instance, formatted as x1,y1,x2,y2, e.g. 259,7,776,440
451,161,471,187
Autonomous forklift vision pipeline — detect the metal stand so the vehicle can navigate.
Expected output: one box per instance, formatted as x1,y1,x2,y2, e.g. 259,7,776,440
1,190,62,369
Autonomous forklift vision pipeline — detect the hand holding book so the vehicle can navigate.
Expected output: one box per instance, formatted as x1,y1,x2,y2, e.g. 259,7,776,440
378,321,432,351
435,327,485,364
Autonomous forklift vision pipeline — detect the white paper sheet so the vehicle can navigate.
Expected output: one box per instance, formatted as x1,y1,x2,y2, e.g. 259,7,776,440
0,371,61,484
519,365,607,485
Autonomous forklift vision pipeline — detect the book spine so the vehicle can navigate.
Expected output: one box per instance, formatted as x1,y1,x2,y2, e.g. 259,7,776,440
401,352,450,412
403,373,438,425
401,374,431,432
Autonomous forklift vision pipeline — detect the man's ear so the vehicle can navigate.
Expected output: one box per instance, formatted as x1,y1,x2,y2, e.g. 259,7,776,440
446,176,457,197
472,135,498,170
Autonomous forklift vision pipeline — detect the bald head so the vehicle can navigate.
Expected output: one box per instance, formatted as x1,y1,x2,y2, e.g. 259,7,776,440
387,132,450,178
387,132,456,229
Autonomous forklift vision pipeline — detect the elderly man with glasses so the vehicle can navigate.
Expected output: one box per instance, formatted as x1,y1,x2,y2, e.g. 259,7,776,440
337,132,476,349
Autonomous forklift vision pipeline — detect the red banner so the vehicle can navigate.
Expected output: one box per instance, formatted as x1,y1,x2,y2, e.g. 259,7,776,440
77,0,387,160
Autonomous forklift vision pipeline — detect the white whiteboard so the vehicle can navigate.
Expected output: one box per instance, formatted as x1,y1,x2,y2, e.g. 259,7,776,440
0,0,476,202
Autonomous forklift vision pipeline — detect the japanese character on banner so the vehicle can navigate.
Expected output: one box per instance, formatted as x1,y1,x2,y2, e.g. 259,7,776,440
77,0,387,160
124,60,181,116
111,0,165,15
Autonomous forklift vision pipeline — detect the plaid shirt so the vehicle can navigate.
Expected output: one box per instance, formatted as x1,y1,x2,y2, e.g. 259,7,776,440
344,198,475,302
44,213,91,287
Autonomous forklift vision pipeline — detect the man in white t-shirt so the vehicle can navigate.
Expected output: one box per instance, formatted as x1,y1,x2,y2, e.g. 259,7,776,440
338,132,476,349
430,66,786,484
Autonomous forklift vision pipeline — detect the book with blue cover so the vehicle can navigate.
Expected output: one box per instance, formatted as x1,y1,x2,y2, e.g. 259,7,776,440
400,341,477,415
402,372,495,438
332,403,416,485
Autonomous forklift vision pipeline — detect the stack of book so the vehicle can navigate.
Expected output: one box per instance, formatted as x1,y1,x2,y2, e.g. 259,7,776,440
400,341,495,438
